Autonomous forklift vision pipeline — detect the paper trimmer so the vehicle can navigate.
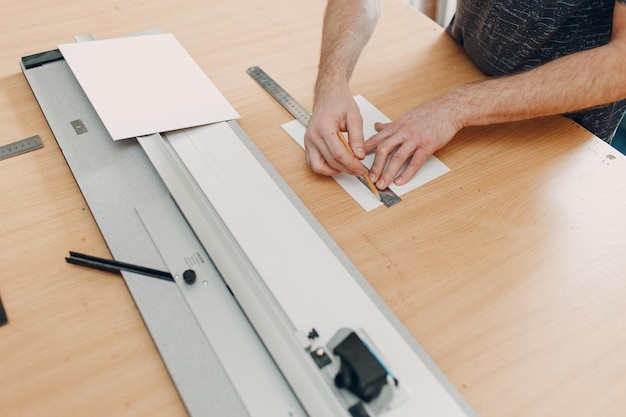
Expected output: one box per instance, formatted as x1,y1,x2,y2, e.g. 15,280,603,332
21,31,477,417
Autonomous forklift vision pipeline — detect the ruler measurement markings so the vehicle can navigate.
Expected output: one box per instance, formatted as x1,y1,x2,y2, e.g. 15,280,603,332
0,135,43,161
247,66,312,127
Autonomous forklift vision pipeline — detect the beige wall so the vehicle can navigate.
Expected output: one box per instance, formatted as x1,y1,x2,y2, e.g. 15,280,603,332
404,0,456,26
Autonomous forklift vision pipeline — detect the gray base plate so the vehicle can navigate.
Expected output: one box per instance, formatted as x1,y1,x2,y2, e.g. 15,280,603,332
22,57,250,417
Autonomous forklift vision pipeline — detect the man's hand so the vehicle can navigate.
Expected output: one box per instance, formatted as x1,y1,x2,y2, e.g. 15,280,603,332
365,98,462,189
305,0,384,179
304,88,367,177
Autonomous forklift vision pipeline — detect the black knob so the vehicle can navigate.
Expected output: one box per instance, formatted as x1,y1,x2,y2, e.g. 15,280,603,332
182,269,196,284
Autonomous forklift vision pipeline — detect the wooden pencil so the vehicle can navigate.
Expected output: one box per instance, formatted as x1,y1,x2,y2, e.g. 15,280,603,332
335,132,381,200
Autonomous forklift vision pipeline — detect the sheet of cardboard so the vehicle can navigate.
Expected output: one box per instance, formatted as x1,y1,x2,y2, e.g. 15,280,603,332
59,33,239,140
282,95,450,211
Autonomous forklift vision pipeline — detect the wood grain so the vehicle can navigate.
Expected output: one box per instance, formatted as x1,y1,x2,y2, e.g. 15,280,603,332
1,1,625,417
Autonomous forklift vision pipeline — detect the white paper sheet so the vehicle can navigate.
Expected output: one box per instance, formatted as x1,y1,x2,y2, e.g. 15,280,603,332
282,95,450,211
59,33,239,140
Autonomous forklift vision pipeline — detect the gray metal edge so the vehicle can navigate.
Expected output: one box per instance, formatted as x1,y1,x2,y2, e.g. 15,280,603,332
20,58,249,417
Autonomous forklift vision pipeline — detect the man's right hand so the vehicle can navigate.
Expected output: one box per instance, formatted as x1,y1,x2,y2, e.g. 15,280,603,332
304,87,367,177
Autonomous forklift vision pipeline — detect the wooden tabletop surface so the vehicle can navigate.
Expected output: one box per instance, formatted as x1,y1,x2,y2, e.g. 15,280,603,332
1,1,625,416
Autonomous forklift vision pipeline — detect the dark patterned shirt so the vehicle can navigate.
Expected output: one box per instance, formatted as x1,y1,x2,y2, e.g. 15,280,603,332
447,0,626,141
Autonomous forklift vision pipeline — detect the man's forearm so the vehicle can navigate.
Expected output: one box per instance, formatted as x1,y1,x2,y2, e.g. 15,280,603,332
315,0,384,100
447,36,626,130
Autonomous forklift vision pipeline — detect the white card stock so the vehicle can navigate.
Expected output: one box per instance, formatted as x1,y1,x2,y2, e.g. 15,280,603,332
281,95,450,211
59,33,239,140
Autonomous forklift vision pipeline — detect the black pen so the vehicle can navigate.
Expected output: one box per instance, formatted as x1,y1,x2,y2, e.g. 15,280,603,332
65,251,174,282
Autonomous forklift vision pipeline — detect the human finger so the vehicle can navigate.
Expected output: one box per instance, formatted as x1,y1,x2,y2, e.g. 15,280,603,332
305,129,363,175
323,131,366,175
392,147,432,186
373,135,417,189
365,123,399,184
304,133,342,176
345,110,366,159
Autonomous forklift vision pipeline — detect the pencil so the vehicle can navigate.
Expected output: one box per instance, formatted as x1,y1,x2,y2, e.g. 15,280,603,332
335,132,381,200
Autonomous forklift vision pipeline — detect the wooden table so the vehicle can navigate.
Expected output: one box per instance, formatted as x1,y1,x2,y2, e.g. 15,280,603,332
2,1,625,416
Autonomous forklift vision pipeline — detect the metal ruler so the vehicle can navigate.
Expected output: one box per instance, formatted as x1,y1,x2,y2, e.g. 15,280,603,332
246,66,401,207
0,135,43,161
246,66,313,127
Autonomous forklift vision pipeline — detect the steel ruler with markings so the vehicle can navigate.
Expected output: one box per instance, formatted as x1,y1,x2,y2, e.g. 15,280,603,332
246,66,401,207
0,135,43,161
